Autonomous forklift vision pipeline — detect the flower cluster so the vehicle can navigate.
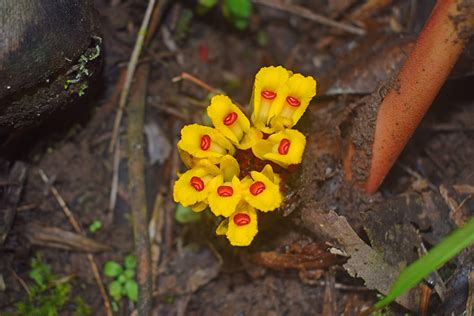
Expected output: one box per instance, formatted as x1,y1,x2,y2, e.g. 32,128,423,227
173,66,317,246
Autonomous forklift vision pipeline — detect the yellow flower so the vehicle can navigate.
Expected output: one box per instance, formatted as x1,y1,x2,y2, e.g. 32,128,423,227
251,66,290,133
207,95,252,147
216,201,258,246
242,164,282,212
208,175,242,217
207,155,242,217
177,124,235,164
270,73,317,130
252,129,306,168
173,161,220,207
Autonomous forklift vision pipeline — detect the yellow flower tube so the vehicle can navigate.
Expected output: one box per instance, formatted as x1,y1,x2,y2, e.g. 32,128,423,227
270,73,317,130
242,164,282,212
177,124,235,164
252,129,306,168
173,161,220,208
216,201,258,246
251,66,290,133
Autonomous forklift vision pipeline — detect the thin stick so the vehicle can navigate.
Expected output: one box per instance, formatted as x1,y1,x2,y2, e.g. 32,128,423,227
127,64,153,315
252,0,366,36
109,0,158,153
172,72,220,94
108,137,121,224
38,169,113,316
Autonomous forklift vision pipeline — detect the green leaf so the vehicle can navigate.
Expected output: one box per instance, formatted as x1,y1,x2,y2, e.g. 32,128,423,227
223,0,251,19
111,301,119,312
375,218,474,310
198,0,217,9
124,280,138,302
104,261,123,278
175,204,202,224
117,274,127,284
124,255,137,269
124,269,135,279
108,281,123,301
88,220,102,233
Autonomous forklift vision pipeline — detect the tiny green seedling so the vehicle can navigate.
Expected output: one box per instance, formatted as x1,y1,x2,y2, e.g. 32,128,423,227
64,36,102,97
104,255,138,311
12,254,91,316
88,220,102,233
197,0,252,30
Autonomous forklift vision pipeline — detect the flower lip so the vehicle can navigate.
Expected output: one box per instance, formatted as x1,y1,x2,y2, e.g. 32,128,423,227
233,213,251,226
286,96,300,107
200,135,211,150
250,181,265,195
190,176,205,191
223,112,238,126
217,185,233,197
261,90,277,100
278,138,291,155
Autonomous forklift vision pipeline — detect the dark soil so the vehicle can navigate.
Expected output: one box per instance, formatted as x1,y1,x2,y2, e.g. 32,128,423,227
1,1,474,315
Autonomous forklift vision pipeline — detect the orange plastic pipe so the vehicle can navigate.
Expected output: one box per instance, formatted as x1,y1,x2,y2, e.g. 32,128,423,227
346,0,472,194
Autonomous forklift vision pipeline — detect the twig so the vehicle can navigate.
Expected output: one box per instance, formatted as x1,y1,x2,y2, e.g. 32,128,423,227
398,163,437,191
149,191,165,287
109,0,158,153
37,169,113,316
127,64,152,315
252,0,366,35
172,72,220,94
467,267,474,316
10,268,31,296
108,138,121,224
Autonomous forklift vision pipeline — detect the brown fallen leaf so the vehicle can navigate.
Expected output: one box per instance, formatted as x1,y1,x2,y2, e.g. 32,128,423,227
247,242,346,270
26,224,112,253
0,161,27,245
302,206,418,311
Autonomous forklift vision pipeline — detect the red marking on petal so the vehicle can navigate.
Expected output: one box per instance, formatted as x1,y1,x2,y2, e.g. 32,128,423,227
278,138,291,155
200,135,211,150
190,176,205,191
233,213,250,226
261,90,276,100
286,96,300,107
250,181,265,195
217,185,233,197
223,112,238,126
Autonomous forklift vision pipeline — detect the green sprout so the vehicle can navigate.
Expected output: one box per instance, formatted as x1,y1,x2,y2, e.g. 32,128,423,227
197,0,252,30
103,255,138,311
64,36,102,97
88,220,102,234
11,254,91,316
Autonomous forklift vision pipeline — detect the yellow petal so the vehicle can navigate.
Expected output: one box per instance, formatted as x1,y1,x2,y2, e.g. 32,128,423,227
219,155,240,181
242,166,282,212
173,166,219,206
226,202,258,246
191,201,208,212
270,73,317,129
251,66,290,133
237,127,263,150
252,129,306,168
177,124,235,161
208,95,250,145
216,218,229,236
208,175,242,217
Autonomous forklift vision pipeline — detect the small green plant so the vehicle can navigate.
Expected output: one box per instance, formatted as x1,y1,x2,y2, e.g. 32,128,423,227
373,218,474,311
64,36,102,97
88,220,102,233
197,0,252,30
104,255,138,311
11,254,91,316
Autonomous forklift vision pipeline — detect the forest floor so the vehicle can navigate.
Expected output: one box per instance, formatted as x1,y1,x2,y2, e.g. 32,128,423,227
1,0,474,315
